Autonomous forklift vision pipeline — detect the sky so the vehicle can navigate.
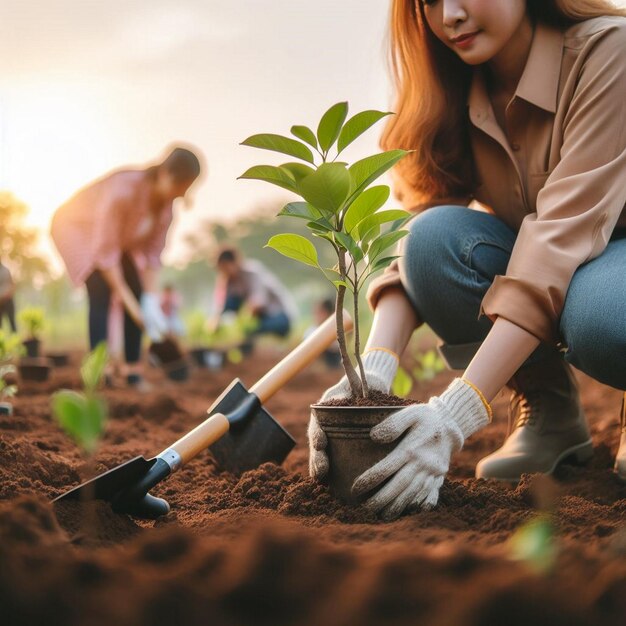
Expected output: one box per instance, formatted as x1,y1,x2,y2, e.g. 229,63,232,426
0,0,393,268
2,1,625,270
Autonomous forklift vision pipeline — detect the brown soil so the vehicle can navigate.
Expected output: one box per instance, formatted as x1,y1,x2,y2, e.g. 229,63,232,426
317,389,416,407
1,349,625,625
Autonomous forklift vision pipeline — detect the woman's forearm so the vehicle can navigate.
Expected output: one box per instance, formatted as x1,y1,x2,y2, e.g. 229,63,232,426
142,267,158,293
365,286,420,356
99,266,143,328
463,317,541,403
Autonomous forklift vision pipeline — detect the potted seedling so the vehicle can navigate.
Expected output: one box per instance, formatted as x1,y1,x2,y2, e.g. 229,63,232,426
17,306,52,382
18,306,45,357
0,330,23,416
239,101,415,501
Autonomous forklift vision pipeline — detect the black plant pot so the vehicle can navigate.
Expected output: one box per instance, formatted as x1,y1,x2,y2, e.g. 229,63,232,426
0,402,13,416
23,338,41,358
18,357,52,382
310,403,414,504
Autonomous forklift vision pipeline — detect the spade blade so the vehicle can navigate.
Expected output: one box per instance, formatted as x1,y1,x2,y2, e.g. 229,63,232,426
53,456,156,504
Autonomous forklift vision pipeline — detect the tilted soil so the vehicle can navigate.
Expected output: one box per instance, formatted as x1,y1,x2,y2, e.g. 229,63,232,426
1,347,625,626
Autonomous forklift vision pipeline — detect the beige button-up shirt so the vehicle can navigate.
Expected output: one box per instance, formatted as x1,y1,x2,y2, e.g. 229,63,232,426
368,16,626,347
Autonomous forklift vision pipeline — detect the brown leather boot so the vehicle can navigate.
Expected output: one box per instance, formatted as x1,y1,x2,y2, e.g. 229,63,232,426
614,393,626,482
476,354,593,482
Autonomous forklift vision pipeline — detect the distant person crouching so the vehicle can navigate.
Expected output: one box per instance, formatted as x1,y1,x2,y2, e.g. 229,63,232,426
211,246,296,343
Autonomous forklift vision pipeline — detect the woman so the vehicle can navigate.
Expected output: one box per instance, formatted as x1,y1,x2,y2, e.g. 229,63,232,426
51,146,202,389
309,0,626,519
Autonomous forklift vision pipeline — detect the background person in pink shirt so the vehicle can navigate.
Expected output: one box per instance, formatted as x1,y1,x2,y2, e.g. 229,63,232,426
51,146,202,389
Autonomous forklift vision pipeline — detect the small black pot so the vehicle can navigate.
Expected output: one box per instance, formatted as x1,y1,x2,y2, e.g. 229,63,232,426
23,338,41,358
310,403,410,504
18,357,52,382
0,402,13,416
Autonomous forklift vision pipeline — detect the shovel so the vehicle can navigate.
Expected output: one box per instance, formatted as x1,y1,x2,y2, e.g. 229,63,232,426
53,312,352,519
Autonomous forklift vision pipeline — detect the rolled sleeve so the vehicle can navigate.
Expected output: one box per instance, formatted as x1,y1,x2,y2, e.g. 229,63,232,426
480,26,626,345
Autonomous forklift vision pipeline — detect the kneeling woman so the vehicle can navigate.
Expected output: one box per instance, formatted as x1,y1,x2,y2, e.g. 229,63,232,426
51,146,202,389
309,0,626,519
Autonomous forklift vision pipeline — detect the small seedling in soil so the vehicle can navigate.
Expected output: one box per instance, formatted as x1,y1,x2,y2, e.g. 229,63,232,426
51,343,109,538
508,475,561,575
240,101,410,399
51,342,108,457
508,513,558,575
0,329,23,415
412,348,447,383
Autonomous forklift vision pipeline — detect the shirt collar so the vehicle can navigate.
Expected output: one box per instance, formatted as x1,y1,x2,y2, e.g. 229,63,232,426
468,21,564,120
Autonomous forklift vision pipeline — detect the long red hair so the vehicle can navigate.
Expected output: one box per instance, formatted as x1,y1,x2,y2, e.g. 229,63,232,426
382,0,626,207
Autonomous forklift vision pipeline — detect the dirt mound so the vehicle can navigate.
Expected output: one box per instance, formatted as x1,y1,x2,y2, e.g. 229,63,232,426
1,350,625,625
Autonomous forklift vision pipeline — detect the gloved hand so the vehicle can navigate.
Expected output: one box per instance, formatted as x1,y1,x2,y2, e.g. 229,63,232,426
351,377,491,520
140,293,168,342
308,349,399,481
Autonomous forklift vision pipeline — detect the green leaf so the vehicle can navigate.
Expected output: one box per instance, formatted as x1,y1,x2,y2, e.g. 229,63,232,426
343,186,390,233
52,390,107,454
334,232,363,263
348,150,408,199
291,125,318,149
280,162,316,184
278,202,323,221
299,163,351,214
80,342,108,392
306,217,334,233
337,110,393,153
239,165,297,193
368,230,409,262
241,133,315,164
317,102,349,153
355,210,411,240
371,255,400,274
392,366,413,398
266,234,319,268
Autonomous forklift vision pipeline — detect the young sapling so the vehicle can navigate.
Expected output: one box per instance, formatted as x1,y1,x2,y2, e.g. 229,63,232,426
239,102,411,399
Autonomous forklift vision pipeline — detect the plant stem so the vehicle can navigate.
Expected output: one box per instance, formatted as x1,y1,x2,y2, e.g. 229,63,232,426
352,265,369,398
336,251,363,398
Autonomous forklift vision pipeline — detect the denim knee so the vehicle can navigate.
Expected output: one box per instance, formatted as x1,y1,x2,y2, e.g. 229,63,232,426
560,300,626,389
399,205,510,310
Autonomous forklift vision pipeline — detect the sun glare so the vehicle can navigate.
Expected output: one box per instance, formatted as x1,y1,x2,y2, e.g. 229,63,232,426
1,78,116,233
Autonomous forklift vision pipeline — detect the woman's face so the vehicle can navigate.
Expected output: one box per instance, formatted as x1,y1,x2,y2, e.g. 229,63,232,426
420,0,528,66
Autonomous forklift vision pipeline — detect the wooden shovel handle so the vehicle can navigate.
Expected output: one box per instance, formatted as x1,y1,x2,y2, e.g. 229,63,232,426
159,310,352,468
169,413,230,465
250,309,353,404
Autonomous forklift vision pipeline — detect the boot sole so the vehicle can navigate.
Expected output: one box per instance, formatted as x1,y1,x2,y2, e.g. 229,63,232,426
479,439,594,483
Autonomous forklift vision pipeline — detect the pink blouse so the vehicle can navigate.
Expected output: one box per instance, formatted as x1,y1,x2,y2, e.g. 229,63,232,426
51,169,173,286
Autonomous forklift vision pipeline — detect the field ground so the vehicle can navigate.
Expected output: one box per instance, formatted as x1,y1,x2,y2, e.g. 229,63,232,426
1,346,625,625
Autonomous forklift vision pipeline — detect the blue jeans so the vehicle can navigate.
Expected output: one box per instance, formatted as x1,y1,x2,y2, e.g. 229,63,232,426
223,295,291,338
399,206,626,390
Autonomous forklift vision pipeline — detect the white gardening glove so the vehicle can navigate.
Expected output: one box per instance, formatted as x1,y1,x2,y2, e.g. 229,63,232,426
308,349,399,481
351,378,491,520
140,293,168,342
